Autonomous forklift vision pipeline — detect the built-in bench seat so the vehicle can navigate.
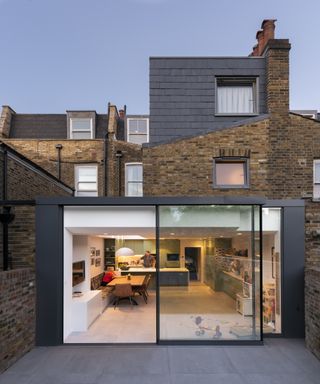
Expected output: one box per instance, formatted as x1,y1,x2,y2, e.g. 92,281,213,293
90,273,114,307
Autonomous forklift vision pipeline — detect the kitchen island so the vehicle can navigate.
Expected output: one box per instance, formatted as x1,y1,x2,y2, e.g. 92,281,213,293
120,267,189,287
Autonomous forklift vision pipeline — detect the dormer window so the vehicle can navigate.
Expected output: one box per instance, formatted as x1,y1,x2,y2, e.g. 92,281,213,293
127,118,149,144
70,118,93,139
67,111,96,139
216,77,258,115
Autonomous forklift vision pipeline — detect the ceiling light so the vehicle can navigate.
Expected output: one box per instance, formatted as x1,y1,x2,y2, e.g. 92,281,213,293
115,247,135,256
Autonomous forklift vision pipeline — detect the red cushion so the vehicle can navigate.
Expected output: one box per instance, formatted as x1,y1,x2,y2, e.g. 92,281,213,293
102,272,114,284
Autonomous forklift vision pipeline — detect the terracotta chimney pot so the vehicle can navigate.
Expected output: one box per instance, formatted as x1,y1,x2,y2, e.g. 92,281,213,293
256,30,265,55
262,19,276,46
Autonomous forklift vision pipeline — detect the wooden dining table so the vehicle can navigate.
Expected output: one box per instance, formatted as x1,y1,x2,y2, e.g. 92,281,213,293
107,275,146,287
107,275,146,305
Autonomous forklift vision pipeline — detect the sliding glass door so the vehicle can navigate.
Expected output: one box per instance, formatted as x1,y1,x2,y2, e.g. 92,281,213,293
158,205,262,341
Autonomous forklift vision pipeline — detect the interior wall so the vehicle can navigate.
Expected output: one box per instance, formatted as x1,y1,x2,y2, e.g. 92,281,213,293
88,236,104,277
159,239,180,267
63,229,73,340
73,236,90,293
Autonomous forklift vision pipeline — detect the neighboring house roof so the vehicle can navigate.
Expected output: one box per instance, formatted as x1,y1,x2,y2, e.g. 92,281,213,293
143,114,270,148
9,114,67,139
9,113,109,139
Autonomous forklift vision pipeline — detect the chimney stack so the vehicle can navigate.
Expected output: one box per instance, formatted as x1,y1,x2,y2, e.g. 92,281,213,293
250,19,277,56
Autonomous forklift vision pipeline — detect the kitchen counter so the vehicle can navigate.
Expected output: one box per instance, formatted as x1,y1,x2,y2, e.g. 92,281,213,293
126,267,189,272
121,267,189,286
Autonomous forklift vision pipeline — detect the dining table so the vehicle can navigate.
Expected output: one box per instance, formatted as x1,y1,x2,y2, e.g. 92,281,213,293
107,275,146,287
107,275,146,305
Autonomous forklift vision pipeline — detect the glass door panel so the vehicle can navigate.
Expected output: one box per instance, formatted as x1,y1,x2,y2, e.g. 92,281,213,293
158,205,262,342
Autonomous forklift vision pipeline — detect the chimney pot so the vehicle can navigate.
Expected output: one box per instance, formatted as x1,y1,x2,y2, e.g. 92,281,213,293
261,19,276,47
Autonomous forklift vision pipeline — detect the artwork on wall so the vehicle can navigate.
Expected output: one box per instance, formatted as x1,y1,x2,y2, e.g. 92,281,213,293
96,249,100,256
91,258,95,266
90,247,96,257
95,258,101,267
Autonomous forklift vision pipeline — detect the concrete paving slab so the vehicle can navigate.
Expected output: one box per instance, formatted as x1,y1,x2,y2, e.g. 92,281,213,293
0,339,319,384
167,346,236,373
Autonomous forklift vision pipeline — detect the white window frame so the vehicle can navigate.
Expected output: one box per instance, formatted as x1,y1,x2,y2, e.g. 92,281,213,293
126,118,149,144
313,159,320,200
213,157,249,189
125,162,143,196
215,77,259,116
74,164,98,196
70,117,94,139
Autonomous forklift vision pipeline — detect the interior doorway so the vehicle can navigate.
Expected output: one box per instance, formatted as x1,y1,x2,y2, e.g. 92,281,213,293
185,247,201,280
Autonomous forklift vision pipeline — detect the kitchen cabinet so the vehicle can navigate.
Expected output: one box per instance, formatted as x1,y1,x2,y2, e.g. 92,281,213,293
105,239,115,269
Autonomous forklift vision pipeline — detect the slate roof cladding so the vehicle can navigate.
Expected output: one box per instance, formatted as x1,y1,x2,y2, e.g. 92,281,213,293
9,113,108,139
149,56,266,144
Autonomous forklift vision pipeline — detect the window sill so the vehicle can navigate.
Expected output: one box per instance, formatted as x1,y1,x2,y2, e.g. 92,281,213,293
213,185,250,189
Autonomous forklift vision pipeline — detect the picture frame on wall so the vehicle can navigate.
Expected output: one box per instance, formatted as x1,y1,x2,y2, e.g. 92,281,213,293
96,249,100,256
95,258,101,267
91,258,95,266
90,247,96,257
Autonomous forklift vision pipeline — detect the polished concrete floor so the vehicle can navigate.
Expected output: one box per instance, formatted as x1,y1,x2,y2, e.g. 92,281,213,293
1,339,319,384
65,284,256,343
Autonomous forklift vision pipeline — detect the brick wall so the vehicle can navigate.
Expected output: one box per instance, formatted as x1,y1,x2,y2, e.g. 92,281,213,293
0,268,35,373
3,137,142,198
305,267,320,360
143,118,270,196
3,140,104,195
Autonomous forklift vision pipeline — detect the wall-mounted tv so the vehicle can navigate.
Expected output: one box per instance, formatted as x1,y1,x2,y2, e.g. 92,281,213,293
72,260,85,287
167,253,179,261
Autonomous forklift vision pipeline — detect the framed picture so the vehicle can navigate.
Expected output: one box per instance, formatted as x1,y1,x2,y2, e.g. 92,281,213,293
90,247,96,257
96,249,100,256
91,258,95,266
95,258,101,267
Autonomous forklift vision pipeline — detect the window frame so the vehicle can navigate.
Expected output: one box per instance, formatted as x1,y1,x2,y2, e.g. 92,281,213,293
215,77,259,116
126,118,149,145
213,157,249,189
74,164,98,197
70,117,94,139
313,159,320,200
125,162,143,196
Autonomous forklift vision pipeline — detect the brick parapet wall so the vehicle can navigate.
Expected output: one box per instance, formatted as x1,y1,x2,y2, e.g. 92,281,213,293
6,156,72,200
0,268,35,373
0,106,15,138
305,267,320,360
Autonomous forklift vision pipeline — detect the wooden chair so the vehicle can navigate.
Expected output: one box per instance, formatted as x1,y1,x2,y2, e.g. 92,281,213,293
113,283,134,309
133,274,151,303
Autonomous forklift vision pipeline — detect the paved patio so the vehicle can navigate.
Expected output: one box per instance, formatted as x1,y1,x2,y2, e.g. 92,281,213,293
0,339,319,384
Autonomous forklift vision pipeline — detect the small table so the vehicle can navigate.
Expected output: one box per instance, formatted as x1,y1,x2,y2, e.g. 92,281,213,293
107,275,146,305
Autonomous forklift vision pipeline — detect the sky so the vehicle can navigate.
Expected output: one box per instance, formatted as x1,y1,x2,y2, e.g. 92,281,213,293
0,0,319,114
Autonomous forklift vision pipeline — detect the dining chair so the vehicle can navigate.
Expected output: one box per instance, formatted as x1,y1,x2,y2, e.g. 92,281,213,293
133,274,152,303
113,283,134,309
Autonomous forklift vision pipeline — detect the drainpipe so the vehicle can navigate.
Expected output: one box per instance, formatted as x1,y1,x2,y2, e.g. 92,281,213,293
2,148,7,200
104,132,109,196
0,206,15,271
55,144,63,180
104,103,111,196
116,150,123,196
